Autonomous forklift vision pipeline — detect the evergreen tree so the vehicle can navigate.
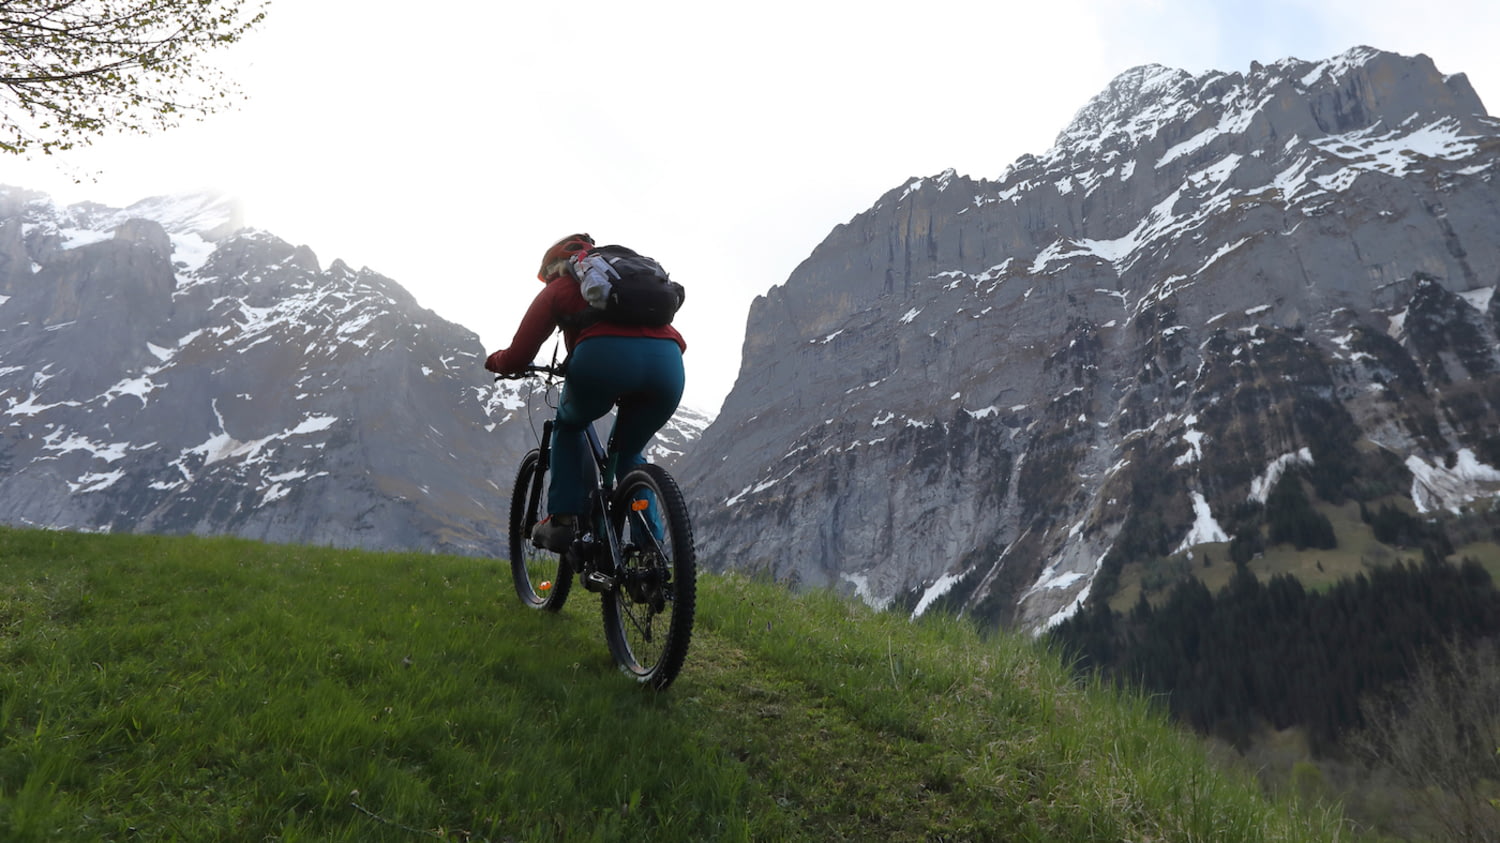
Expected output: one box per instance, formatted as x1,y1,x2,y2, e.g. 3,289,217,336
1048,555,1500,748
1266,471,1337,550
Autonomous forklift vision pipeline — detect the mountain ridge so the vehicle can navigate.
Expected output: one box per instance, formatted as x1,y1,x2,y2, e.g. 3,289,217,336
4,46,1499,637
0,186,707,553
676,45,1500,631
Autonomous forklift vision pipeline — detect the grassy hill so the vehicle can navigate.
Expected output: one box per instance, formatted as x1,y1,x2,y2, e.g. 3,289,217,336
0,526,1345,841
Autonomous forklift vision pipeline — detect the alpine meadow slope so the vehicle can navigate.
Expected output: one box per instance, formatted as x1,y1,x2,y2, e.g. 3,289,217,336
0,526,1346,842
0,187,708,554
677,46,1500,631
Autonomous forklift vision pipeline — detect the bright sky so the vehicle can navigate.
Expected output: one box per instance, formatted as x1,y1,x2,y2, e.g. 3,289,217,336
5,1,1498,414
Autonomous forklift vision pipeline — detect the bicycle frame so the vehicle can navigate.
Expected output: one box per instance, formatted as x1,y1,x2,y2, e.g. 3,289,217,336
525,416,626,593
501,360,697,689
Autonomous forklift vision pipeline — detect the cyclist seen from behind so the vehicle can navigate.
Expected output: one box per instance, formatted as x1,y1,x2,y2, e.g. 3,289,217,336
485,233,687,552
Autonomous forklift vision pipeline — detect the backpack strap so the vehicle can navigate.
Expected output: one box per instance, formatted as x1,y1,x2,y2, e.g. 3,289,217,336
557,306,603,332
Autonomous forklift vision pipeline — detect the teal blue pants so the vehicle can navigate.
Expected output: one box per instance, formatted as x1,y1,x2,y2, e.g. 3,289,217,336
548,337,685,516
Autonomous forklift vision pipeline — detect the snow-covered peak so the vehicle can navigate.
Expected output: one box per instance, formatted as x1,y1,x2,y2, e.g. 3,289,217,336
1292,44,1384,87
1054,63,1195,154
51,190,244,242
1045,46,1485,175
120,192,244,240
16,190,245,274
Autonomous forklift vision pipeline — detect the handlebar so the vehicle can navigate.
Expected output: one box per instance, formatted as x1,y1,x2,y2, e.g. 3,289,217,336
494,363,566,382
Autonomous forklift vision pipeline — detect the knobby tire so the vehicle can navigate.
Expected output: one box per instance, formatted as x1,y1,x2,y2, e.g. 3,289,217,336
602,463,697,689
508,449,572,611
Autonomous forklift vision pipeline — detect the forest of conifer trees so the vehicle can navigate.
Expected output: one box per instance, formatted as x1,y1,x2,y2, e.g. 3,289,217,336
1049,555,1500,753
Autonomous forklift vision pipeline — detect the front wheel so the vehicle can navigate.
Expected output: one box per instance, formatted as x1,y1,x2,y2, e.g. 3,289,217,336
508,449,572,611
602,463,697,689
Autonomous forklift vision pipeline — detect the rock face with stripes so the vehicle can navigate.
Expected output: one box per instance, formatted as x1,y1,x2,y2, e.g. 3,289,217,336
676,47,1500,631
0,189,707,555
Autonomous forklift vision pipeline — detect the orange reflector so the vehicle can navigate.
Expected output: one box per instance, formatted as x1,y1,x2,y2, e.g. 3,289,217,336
631,500,650,512
539,580,552,591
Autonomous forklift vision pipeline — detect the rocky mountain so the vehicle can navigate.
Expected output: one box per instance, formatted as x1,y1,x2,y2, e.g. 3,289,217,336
676,46,1500,632
0,188,708,554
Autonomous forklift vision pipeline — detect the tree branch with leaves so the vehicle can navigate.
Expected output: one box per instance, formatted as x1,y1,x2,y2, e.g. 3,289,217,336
0,0,268,156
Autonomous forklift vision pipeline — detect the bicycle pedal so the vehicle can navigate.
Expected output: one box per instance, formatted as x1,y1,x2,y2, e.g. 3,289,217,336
582,570,616,593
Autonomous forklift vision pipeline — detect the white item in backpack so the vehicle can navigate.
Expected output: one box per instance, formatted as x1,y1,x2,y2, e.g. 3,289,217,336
572,253,619,310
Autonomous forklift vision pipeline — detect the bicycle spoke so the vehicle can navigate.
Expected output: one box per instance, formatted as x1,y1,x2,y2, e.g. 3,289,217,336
621,600,657,642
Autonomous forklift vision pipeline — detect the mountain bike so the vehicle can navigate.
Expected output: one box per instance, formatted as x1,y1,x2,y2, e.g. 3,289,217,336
499,364,696,690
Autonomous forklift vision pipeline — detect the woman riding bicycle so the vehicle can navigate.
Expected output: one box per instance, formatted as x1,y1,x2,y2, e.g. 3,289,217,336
485,233,687,552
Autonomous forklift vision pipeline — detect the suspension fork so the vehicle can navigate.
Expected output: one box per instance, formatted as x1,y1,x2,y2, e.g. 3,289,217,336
524,419,554,529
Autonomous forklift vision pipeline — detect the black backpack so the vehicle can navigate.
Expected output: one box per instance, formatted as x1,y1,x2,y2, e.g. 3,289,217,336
565,245,685,328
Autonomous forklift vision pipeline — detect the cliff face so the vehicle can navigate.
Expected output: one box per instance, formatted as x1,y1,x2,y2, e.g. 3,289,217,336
676,47,1500,630
0,189,706,554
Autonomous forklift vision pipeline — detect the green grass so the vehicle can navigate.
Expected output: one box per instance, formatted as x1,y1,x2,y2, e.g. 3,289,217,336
0,526,1348,841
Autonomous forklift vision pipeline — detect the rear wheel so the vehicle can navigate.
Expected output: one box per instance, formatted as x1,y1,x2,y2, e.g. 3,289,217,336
508,449,571,611
602,464,696,689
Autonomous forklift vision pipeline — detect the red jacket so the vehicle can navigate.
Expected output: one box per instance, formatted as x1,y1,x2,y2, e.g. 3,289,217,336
484,276,687,375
